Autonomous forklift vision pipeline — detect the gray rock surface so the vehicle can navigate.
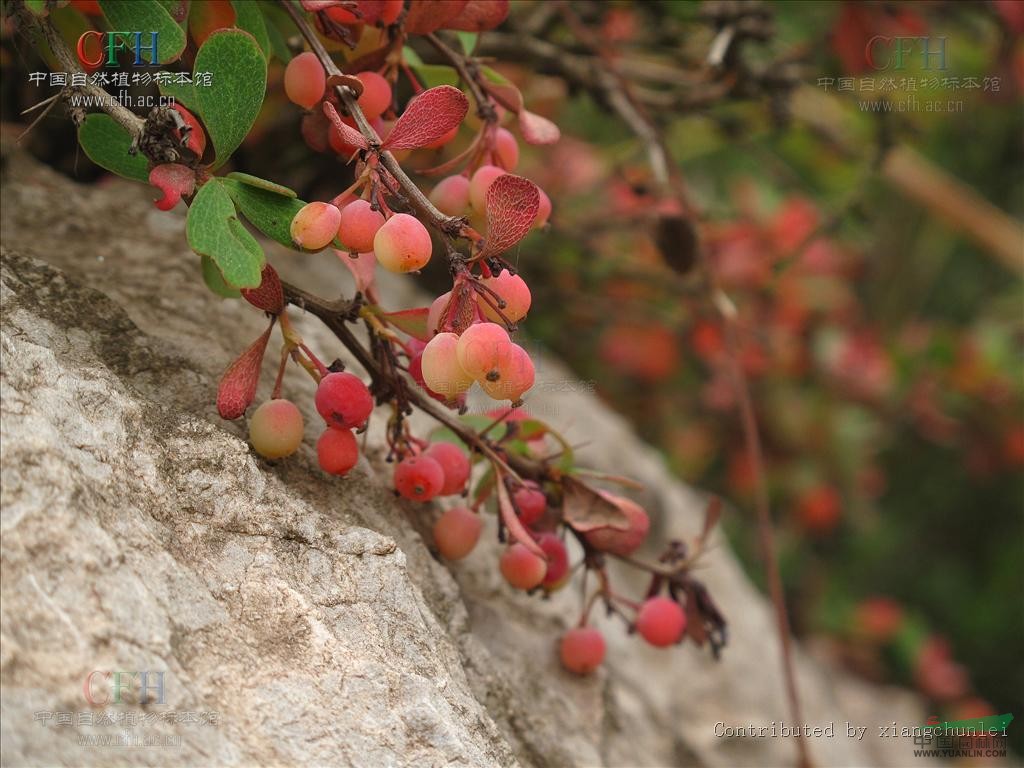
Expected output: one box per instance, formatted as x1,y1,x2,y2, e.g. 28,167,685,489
0,149,935,767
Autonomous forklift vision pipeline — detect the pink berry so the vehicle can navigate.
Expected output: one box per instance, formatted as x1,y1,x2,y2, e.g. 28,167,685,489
535,188,552,228
429,175,471,216
583,492,650,556
433,506,482,560
512,481,546,526
560,626,606,675
499,543,547,590
284,51,326,110
356,71,392,120
291,201,341,250
455,322,512,381
479,269,531,324
373,213,433,273
249,399,304,459
469,164,506,212
635,597,687,647
478,343,535,402
315,372,373,429
394,455,445,502
338,199,385,253
427,291,452,335
408,351,448,404
317,427,359,475
537,532,568,588
494,127,519,170
425,442,471,496
421,332,474,398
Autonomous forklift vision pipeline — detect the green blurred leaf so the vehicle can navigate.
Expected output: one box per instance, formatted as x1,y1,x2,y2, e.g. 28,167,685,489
455,31,478,55
98,0,186,63
232,0,271,59
220,177,306,249
77,114,150,182
187,179,264,288
411,64,459,88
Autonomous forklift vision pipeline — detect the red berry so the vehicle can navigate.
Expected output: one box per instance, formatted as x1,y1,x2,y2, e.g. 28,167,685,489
536,533,568,588
797,485,841,534
284,51,326,110
535,188,552,228
478,269,531,324
560,626,606,674
478,343,534,402
499,543,547,590
433,506,482,560
338,199,385,253
374,213,433,273
394,455,445,502
425,442,471,496
315,372,373,429
291,201,341,250
469,164,505,212
249,399,304,459
583,492,650,556
429,175,470,216
493,127,519,170
356,71,392,120
635,597,686,647
512,481,546,526
317,427,359,476
421,332,474,397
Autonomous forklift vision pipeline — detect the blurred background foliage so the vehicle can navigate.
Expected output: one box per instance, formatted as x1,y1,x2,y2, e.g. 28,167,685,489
2,0,1021,750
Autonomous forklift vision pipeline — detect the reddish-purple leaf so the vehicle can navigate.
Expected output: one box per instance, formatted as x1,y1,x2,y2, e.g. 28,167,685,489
323,102,368,150
241,264,284,314
496,472,546,558
481,80,523,113
404,0,468,34
379,307,431,341
382,86,468,150
518,109,560,145
216,322,273,420
445,0,509,31
149,163,196,211
561,476,631,533
480,174,539,258
335,249,379,304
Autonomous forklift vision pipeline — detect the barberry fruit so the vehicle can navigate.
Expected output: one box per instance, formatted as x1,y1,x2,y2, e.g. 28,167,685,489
249,399,304,459
455,322,511,380
583,492,650,556
635,596,687,647
373,213,433,273
479,269,531,324
499,542,547,590
535,188,552,228
316,427,359,476
315,371,374,429
425,442,471,496
512,481,546,526
394,455,445,502
433,506,483,560
291,201,341,250
356,71,392,121
469,164,506,212
421,332,474,397
560,626,606,675
494,127,519,170
429,175,471,216
537,533,569,588
338,199,385,253
478,343,535,402
284,51,326,110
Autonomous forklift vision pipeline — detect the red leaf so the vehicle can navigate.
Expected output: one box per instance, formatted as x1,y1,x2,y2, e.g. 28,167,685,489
496,473,546,558
382,85,468,150
334,249,379,304
404,0,468,34
518,109,560,145
445,0,509,31
480,174,539,258
241,264,284,314
217,323,273,420
323,102,368,150
379,307,431,341
149,163,196,211
561,476,630,533
481,79,523,113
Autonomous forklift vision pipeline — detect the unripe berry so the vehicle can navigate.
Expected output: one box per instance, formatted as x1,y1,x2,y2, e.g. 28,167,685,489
315,371,373,429
429,175,471,217
433,506,483,560
560,626,606,675
635,597,687,647
356,71,392,120
455,322,512,381
479,269,531,324
537,533,569,588
493,127,519,170
535,188,552,228
469,164,506,212
421,332,474,398
583,492,650,556
291,201,341,250
338,199,385,253
425,442,471,496
512,481,546,526
499,543,547,590
373,213,433,273
478,343,535,402
394,455,445,502
249,399,304,459
284,51,326,109
317,427,359,476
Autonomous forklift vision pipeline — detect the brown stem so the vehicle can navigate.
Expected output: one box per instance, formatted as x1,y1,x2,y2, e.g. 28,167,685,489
424,32,497,123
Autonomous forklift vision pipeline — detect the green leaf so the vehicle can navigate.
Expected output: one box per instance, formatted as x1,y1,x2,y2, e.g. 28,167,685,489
201,254,241,298
98,0,186,64
481,66,512,85
455,31,478,55
402,46,424,67
412,64,459,89
232,0,271,60
158,80,198,111
221,177,306,249
192,29,267,168
77,114,150,182
187,179,265,288
226,172,296,197
260,1,296,63
24,0,48,16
